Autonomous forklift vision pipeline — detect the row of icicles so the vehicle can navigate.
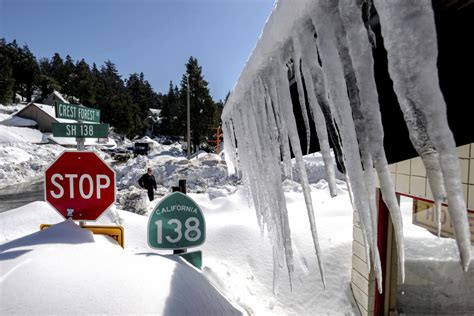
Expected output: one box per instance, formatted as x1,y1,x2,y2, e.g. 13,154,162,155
222,0,470,292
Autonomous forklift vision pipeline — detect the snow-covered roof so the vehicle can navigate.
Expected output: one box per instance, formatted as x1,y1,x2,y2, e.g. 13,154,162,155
223,1,307,116
52,90,67,103
150,108,161,116
0,115,37,127
17,103,76,124
34,103,75,123
15,93,26,102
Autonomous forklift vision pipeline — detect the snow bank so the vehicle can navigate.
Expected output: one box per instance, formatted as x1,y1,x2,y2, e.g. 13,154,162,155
0,115,37,127
0,182,359,314
0,125,44,143
113,148,240,214
0,129,64,188
0,103,26,115
0,219,242,315
2,185,472,313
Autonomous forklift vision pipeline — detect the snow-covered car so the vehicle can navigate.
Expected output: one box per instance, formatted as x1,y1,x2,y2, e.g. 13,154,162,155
101,147,132,161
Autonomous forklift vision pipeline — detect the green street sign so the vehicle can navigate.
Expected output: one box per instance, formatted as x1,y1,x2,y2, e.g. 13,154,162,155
55,103,100,123
52,123,109,138
148,192,206,249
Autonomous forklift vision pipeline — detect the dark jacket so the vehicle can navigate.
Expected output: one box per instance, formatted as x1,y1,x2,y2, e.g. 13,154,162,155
138,173,157,191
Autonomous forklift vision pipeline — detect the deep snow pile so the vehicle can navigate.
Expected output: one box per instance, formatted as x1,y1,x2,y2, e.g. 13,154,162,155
0,182,359,315
0,218,242,315
0,103,26,116
114,149,238,193
1,185,472,314
112,141,240,214
113,147,346,215
0,125,64,188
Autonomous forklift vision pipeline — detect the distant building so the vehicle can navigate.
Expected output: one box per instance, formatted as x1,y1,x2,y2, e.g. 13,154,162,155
36,90,68,108
1,102,115,147
14,93,27,104
11,102,73,133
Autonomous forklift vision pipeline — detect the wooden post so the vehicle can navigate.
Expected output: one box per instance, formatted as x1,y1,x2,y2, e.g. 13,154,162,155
179,179,187,194
174,179,187,255
171,186,180,192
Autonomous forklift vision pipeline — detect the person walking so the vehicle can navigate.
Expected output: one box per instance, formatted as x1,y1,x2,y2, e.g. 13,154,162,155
138,167,157,201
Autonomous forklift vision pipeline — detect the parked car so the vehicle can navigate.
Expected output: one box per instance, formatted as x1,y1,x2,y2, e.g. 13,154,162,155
133,142,151,156
101,147,132,161
113,148,132,161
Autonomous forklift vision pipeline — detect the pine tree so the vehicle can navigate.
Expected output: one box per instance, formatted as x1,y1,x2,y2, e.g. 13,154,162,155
126,72,152,134
159,81,183,136
37,57,57,100
0,39,15,104
74,59,95,106
21,45,40,102
180,56,219,153
6,42,40,102
62,55,77,101
95,60,136,137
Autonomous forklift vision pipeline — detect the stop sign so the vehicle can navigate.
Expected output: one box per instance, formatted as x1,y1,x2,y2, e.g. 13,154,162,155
44,151,116,220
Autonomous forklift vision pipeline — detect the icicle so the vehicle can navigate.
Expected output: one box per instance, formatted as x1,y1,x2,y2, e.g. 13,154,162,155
338,0,406,282
293,29,338,197
346,177,373,274
311,0,383,292
272,246,281,294
374,0,471,270
336,22,381,284
262,74,298,287
422,151,447,238
435,200,442,238
290,55,312,155
266,68,293,180
251,75,297,289
267,61,326,289
222,119,238,175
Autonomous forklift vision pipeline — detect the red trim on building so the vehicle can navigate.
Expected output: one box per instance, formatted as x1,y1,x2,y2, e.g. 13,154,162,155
374,190,392,315
397,192,474,213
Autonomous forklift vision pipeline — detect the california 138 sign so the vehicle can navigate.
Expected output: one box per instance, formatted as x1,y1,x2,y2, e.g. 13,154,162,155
147,192,206,249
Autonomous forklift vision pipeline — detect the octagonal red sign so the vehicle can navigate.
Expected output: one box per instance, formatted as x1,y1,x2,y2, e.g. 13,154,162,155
44,151,116,220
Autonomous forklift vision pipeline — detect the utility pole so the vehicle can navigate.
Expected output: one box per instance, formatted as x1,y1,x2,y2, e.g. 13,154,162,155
186,73,191,158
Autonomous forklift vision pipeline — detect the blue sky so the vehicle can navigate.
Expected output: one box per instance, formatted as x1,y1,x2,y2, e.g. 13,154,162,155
0,0,274,101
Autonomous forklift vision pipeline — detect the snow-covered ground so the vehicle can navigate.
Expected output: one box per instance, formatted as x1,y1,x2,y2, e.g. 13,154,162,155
1,110,473,314
0,126,64,187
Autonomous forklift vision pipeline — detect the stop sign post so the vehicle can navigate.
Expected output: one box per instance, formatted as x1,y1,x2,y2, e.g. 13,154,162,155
44,151,116,221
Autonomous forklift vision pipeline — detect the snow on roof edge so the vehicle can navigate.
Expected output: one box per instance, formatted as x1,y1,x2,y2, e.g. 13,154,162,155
223,0,313,118
53,90,68,103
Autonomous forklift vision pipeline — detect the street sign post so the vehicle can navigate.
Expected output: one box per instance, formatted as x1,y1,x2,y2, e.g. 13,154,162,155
148,191,206,249
44,151,116,221
52,122,109,138
55,102,100,123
